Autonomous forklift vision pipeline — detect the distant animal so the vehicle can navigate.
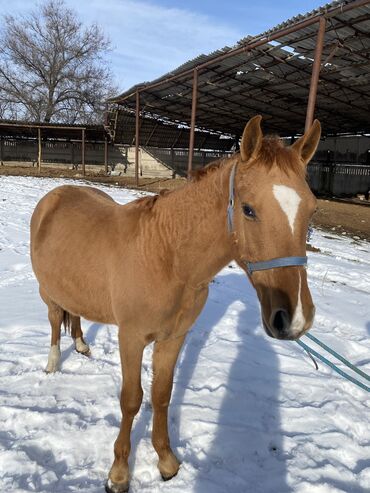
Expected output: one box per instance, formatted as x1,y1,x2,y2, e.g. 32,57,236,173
30,115,321,492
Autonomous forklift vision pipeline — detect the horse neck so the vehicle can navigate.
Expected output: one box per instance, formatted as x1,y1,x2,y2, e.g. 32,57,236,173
158,159,235,287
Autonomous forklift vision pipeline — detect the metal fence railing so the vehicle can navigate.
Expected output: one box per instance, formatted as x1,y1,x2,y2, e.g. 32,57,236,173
1,138,370,196
308,162,370,196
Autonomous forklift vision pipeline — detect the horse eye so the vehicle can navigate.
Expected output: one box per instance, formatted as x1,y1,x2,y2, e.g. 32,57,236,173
242,204,256,219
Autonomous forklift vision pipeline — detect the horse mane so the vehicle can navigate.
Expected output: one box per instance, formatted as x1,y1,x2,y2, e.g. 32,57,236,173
133,189,172,210
190,156,234,181
191,135,305,182
132,136,305,210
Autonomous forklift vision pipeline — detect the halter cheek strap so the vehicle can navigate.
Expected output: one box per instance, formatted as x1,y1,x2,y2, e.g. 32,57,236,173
227,163,307,275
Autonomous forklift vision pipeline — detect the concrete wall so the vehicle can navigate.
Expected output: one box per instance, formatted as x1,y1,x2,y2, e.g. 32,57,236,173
113,147,173,179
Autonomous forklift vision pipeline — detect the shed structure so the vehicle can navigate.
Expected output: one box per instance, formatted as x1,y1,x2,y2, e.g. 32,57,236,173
0,120,109,175
107,0,370,186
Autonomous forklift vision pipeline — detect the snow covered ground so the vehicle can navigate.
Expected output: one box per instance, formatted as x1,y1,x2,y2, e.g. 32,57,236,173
0,175,369,493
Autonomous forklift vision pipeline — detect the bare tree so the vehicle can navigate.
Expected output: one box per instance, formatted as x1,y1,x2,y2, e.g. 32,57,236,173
0,0,116,123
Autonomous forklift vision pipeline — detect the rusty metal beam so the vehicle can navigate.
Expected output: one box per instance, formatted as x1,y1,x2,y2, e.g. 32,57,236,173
81,128,85,176
135,89,140,186
0,122,88,132
37,127,42,172
104,136,108,174
305,17,326,132
188,69,198,177
145,122,159,146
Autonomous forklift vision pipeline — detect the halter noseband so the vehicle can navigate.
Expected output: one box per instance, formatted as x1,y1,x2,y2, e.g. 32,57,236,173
227,163,307,275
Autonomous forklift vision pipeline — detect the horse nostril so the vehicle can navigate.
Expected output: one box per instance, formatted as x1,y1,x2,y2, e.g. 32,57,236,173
272,309,290,332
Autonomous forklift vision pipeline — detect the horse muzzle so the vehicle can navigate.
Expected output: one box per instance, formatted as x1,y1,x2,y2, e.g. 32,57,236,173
262,305,315,340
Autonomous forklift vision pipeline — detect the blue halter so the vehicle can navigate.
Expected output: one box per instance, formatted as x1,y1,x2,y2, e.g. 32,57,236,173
227,164,307,275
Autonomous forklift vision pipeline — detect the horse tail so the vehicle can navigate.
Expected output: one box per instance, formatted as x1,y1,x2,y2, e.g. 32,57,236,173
63,310,72,335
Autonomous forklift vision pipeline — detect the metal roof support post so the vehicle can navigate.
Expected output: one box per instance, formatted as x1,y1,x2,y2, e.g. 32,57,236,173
104,136,108,174
37,127,42,172
1,136,4,165
305,17,326,132
188,68,198,178
82,128,85,176
135,89,140,187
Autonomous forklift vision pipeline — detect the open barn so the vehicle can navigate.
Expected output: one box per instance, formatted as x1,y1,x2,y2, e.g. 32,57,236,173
107,0,370,196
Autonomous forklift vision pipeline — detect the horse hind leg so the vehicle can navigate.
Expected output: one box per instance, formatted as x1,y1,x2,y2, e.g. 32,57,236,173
67,314,91,356
40,289,63,373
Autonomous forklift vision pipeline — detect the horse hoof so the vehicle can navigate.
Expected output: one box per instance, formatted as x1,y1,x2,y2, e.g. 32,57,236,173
158,453,180,481
161,471,178,482
76,348,91,357
75,337,91,356
105,479,129,493
44,364,59,373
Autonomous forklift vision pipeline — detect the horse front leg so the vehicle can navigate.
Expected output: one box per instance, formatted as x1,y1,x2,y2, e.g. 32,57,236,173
151,287,208,480
106,333,145,493
151,334,186,480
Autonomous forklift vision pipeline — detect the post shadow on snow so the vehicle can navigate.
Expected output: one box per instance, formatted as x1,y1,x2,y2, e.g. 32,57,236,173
169,270,291,493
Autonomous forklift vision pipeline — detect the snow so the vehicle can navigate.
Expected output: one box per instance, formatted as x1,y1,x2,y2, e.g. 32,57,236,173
0,175,369,493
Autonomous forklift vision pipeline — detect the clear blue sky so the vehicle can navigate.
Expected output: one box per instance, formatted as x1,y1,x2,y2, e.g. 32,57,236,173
0,0,326,93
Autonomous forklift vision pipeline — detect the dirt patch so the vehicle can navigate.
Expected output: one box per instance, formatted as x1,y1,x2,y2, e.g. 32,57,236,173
0,164,185,192
1,164,369,241
312,199,370,241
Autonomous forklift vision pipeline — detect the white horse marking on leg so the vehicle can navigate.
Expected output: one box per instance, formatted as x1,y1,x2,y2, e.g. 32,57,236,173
75,337,90,354
45,344,61,373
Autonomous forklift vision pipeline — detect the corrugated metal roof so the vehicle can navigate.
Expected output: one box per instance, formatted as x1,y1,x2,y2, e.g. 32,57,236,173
0,120,107,141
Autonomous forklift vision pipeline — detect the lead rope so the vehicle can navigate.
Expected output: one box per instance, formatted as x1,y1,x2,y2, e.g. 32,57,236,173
296,335,370,392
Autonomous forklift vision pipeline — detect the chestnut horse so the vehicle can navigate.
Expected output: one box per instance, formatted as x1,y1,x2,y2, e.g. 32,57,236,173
30,116,321,492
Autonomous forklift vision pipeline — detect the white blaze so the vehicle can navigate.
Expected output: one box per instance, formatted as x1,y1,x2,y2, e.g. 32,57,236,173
290,272,306,334
273,184,301,234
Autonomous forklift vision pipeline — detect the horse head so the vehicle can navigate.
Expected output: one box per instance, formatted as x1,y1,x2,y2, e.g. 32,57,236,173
230,115,321,340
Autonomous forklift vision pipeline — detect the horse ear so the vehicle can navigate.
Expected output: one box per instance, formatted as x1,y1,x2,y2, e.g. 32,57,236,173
240,115,263,162
292,120,321,166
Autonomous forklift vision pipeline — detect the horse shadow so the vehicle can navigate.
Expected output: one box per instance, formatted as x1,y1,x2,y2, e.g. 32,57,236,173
127,270,290,492
85,322,102,346
170,270,291,492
